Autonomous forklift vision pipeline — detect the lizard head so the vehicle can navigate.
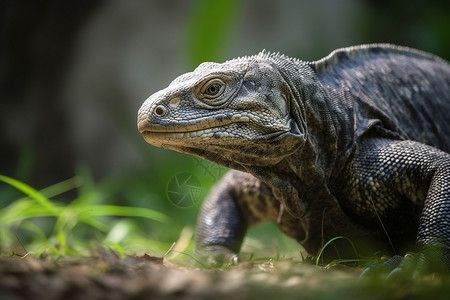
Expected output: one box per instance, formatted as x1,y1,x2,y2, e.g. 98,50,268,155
137,53,308,168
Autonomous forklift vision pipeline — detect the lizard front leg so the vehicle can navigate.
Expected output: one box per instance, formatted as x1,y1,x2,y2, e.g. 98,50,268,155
195,170,280,266
340,138,450,277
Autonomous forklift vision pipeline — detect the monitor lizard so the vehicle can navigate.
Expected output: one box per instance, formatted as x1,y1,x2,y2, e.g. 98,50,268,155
137,44,450,277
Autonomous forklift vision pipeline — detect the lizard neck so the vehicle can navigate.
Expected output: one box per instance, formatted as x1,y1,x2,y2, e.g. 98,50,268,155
242,56,355,218
272,57,343,178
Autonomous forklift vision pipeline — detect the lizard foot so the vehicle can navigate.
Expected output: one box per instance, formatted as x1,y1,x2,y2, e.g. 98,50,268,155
360,246,449,280
196,245,239,268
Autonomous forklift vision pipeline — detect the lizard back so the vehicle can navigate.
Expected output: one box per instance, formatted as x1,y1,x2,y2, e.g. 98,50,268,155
314,44,450,152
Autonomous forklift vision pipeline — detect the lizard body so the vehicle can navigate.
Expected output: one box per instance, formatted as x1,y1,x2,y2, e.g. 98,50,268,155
137,44,450,275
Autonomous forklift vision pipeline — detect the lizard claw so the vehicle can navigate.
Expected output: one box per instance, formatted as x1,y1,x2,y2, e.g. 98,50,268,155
360,255,403,278
360,247,449,280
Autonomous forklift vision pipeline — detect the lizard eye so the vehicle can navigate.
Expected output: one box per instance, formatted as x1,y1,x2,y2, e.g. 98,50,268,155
201,79,225,99
206,83,221,95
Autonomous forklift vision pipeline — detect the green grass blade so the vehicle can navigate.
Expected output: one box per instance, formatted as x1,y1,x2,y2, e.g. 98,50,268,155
77,215,110,232
78,205,169,223
38,176,82,199
315,236,359,265
0,174,59,215
20,220,49,244
2,207,57,224
0,199,56,224
107,243,125,257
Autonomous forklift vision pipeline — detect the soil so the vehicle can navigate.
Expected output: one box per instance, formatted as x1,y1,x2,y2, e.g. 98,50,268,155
1,251,449,300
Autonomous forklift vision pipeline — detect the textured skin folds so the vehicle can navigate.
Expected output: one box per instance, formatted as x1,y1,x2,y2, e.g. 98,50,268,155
138,44,450,275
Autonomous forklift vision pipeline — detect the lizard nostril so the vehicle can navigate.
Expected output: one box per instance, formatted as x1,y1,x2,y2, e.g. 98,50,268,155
154,105,166,116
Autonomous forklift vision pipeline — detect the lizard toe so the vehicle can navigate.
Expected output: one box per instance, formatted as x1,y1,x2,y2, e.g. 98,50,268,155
361,247,449,280
360,255,403,278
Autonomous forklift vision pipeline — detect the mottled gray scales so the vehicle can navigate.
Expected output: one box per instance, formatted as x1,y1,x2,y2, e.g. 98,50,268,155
137,44,450,275
334,140,449,248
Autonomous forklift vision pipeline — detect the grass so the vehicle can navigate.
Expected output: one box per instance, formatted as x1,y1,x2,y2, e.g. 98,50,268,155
0,168,303,265
0,173,170,258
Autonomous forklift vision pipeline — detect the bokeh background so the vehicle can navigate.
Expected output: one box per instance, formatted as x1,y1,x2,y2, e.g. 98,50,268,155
1,0,449,256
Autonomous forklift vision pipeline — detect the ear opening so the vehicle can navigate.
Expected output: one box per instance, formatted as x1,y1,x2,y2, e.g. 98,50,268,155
288,118,305,140
279,74,308,142
288,94,307,141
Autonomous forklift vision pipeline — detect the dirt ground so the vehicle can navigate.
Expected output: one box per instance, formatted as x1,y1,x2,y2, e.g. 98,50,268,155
1,252,449,300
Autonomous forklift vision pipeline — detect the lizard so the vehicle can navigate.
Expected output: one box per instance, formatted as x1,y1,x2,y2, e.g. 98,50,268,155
137,44,450,277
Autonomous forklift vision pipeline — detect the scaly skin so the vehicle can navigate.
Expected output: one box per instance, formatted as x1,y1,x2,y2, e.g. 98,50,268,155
137,44,450,277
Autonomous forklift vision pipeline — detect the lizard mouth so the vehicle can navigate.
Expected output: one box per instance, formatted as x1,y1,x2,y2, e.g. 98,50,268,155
138,113,251,145
138,113,249,134
141,125,230,142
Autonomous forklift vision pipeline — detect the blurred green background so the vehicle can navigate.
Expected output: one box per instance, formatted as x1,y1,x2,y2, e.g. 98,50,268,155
0,0,449,259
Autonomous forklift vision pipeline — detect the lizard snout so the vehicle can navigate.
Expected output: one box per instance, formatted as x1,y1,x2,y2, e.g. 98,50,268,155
137,91,168,133
137,99,154,133
137,113,151,134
